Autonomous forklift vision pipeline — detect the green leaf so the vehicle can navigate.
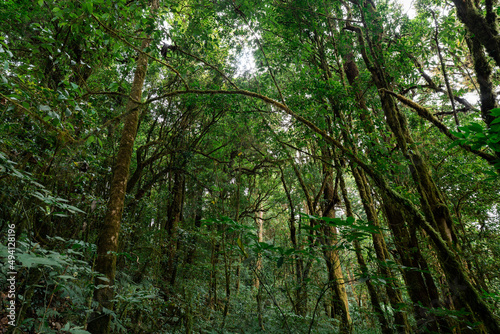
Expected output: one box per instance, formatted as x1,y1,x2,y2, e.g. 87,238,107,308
58,275,76,280
237,237,248,258
490,108,500,117
86,135,95,145
277,256,284,268
451,130,465,139
490,117,500,125
17,253,63,268
109,82,119,91
48,111,60,120
468,123,483,133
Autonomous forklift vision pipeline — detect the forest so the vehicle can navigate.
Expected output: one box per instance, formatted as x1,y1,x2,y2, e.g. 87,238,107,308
1,0,500,333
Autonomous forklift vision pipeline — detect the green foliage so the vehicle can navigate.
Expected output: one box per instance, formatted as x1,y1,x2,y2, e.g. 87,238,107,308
0,236,94,333
1,0,500,333
451,108,500,163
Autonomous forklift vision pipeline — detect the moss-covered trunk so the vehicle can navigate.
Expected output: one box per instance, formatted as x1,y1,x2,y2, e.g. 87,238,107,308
337,168,393,334
382,196,452,332
163,171,185,289
320,148,352,333
452,0,500,67
87,39,150,334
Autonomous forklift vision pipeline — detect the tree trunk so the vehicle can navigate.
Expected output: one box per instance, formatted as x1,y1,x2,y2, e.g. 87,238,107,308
208,240,219,309
382,195,451,332
254,210,264,289
465,34,498,129
87,38,150,334
351,167,411,334
337,169,394,334
281,168,308,317
320,147,352,333
163,171,185,289
347,3,490,330
343,44,451,332
452,0,500,68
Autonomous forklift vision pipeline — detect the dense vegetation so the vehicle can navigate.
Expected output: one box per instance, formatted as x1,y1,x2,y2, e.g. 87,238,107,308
1,0,500,333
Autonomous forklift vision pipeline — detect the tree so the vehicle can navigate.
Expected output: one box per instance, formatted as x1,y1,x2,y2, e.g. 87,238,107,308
1,0,499,333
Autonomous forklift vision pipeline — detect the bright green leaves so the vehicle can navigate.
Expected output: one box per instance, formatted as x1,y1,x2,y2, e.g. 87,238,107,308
0,152,85,217
82,0,94,14
237,237,248,258
450,108,500,159
40,104,62,124
301,214,382,243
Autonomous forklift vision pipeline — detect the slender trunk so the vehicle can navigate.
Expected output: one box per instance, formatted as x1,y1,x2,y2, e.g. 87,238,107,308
208,239,219,309
235,263,241,294
343,45,451,332
87,38,150,334
314,29,408,331
221,231,231,328
320,147,351,333
348,3,491,330
163,171,185,288
452,0,500,68
280,169,308,316
320,47,399,329
254,210,264,289
337,169,394,334
382,195,451,332
351,166,411,334
465,34,498,129
185,189,202,265
257,285,265,330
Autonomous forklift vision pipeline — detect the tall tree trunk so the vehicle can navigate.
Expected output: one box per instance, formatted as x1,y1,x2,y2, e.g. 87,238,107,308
186,186,203,265
313,33,406,330
337,167,394,334
163,171,185,289
343,48,449,332
281,166,309,316
254,210,264,289
345,2,497,331
87,38,150,334
312,27,408,331
320,147,352,333
221,229,232,328
257,284,265,331
208,240,219,309
452,0,500,68
351,167,411,334
465,34,498,131
382,195,451,332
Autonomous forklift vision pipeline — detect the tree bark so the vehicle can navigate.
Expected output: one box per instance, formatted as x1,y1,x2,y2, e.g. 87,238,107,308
163,171,185,288
351,167,411,334
351,2,493,330
254,210,264,289
465,34,498,128
343,48,449,332
87,38,149,334
320,147,352,333
452,0,500,68
382,196,451,332
337,168,394,334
